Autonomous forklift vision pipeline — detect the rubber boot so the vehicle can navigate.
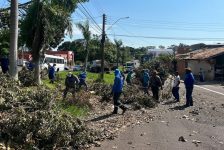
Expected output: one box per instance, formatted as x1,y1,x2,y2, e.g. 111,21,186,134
120,105,127,115
112,107,118,114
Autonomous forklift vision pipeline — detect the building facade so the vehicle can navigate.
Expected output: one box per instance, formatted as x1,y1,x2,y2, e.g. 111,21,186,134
176,47,224,81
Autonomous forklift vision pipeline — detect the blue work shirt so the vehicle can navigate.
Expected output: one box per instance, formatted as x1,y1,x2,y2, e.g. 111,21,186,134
112,69,123,93
184,73,195,88
49,66,55,76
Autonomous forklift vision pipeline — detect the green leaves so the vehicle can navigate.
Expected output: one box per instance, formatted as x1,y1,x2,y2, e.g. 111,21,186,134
20,0,84,49
76,21,91,42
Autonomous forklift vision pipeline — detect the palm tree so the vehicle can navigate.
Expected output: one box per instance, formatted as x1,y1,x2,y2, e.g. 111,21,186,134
76,21,91,72
9,0,18,79
114,39,122,68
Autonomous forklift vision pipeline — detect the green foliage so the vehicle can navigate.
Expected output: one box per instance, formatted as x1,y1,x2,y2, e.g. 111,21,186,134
138,54,175,83
89,82,112,101
0,11,10,29
0,29,10,57
20,0,86,61
58,39,86,61
114,39,122,48
76,21,91,42
58,37,118,63
130,47,148,60
0,73,96,149
122,85,157,109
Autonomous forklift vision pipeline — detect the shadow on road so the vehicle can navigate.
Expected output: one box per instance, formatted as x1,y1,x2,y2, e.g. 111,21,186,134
169,105,186,111
89,113,114,122
162,100,178,105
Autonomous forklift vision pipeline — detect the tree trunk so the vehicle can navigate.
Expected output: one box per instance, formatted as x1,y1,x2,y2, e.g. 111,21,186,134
32,22,42,85
84,43,89,72
34,57,41,85
116,47,119,68
9,0,18,79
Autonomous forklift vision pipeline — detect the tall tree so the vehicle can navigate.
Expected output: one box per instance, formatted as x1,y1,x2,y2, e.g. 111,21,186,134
158,45,165,49
9,0,18,79
76,21,91,72
114,39,122,68
21,0,83,84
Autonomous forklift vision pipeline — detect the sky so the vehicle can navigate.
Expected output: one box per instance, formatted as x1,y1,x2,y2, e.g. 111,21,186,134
1,0,224,48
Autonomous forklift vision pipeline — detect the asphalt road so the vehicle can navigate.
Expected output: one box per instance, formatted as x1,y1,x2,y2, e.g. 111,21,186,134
92,83,224,150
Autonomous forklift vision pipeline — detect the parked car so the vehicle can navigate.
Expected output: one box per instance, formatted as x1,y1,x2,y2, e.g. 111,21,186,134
73,65,82,71
89,60,110,73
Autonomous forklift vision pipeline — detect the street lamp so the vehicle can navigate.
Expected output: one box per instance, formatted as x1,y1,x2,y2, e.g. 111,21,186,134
106,16,129,31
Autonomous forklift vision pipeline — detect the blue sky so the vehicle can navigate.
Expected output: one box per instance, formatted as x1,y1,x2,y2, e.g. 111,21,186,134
1,0,224,48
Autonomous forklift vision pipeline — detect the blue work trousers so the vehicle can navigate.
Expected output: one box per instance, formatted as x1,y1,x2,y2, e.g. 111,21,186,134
186,87,193,106
172,87,180,101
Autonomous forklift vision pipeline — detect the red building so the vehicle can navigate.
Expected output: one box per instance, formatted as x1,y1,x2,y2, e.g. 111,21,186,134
18,50,74,66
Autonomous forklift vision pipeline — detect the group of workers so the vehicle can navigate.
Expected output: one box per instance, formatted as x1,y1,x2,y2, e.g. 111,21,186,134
113,67,195,114
126,69,163,100
62,67,195,114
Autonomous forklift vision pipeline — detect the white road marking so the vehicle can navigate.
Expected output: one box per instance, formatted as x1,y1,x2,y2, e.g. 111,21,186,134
194,85,224,96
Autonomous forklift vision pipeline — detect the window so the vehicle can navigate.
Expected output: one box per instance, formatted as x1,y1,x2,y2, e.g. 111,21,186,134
57,59,64,64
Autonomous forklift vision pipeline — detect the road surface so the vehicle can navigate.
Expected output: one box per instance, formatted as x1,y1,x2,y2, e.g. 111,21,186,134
92,83,224,150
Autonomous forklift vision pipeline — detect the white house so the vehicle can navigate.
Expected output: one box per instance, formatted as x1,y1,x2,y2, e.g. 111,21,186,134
148,49,173,57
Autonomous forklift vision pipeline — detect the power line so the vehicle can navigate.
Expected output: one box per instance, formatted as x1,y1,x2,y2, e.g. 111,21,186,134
114,23,224,32
116,24,150,44
106,34,224,41
76,6,102,33
74,10,101,34
77,0,102,31
108,16,224,26
0,1,32,13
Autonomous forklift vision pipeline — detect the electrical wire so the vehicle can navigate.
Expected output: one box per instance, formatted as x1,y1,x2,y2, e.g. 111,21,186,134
73,10,101,34
77,0,102,31
113,23,224,32
77,6,101,32
108,16,224,26
106,34,224,41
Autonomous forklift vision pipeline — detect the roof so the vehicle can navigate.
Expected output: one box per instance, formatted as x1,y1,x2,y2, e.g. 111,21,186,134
176,47,224,60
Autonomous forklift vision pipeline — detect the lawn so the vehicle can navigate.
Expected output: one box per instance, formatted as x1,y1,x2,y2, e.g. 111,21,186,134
57,71,115,85
42,71,115,117
57,101,89,117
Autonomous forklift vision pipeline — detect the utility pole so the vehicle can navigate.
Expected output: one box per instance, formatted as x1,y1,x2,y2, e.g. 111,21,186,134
9,0,18,79
100,14,106,80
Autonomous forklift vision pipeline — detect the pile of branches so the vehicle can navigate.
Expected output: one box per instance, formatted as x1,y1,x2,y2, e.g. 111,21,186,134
122,85,157,110
89,82,157,109
0,74,97,149
89,82,112,102
18,68,37,87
